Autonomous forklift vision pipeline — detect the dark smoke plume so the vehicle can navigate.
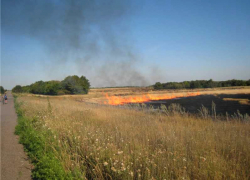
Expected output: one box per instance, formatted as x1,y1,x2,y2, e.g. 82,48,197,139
2,0,158,87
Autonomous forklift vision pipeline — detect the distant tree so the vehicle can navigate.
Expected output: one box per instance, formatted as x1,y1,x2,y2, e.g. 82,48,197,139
206,79,217,88
0,86,5,94
44,81,62,95
221,81,231,87
216,81,222,87
153,79,249,90
230,79,238,86
22,85,31,93
227,79,246,86
183,81,190,89
190,81,202,89
154,82,163,90
10,75,90,95
247,79,250,86
61,75,90,94
30,81,46,94
175,83,184,89
237,80,246,86
12,85,23,93
80,76,91,92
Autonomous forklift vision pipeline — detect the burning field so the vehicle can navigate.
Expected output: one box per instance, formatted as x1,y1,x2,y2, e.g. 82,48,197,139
30,86,250,116
85,87,250,116
104,92,201,105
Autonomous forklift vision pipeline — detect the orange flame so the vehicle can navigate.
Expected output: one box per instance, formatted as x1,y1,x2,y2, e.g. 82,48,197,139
104,92,200,105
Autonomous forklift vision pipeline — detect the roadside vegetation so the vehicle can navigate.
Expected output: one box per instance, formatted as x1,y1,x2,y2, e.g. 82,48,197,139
12,75,90,95
14,94,250,179
154,79,250,90
14,97,72,179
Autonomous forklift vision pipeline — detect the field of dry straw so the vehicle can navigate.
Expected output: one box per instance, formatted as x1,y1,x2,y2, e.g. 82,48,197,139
16,89,250,179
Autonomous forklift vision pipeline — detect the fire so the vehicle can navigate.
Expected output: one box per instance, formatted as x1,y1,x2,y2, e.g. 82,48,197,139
104,92,201,105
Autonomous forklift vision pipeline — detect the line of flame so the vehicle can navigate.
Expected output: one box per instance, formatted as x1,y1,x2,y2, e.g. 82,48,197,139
104,92,200,105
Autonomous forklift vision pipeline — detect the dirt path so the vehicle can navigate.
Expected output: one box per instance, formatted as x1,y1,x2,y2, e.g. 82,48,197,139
1,92,32,180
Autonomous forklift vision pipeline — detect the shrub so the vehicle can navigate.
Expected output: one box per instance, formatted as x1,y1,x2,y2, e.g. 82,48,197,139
57,90,65,95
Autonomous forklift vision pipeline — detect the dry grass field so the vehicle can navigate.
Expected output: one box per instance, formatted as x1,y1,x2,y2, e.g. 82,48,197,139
15,87,250,179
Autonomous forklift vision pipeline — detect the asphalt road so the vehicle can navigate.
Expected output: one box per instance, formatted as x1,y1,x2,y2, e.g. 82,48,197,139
1,91,32,180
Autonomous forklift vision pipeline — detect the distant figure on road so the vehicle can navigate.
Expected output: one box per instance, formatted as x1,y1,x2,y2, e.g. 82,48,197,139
4,94,8,104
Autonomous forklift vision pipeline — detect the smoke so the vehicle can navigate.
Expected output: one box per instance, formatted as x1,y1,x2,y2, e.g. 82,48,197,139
2,0,159,87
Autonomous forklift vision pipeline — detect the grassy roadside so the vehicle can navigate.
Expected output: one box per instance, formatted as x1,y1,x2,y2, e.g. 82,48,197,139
14,95,81,179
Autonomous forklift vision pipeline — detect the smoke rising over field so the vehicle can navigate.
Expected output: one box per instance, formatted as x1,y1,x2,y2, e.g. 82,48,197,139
2,0,159,87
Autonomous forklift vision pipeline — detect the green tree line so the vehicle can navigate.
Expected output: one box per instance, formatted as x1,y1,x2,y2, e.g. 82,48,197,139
0,86,7,94
154,79,250,90
12,75,90,95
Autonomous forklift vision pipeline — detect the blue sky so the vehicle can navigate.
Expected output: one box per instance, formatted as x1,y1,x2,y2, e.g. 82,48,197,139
1,0,250,89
